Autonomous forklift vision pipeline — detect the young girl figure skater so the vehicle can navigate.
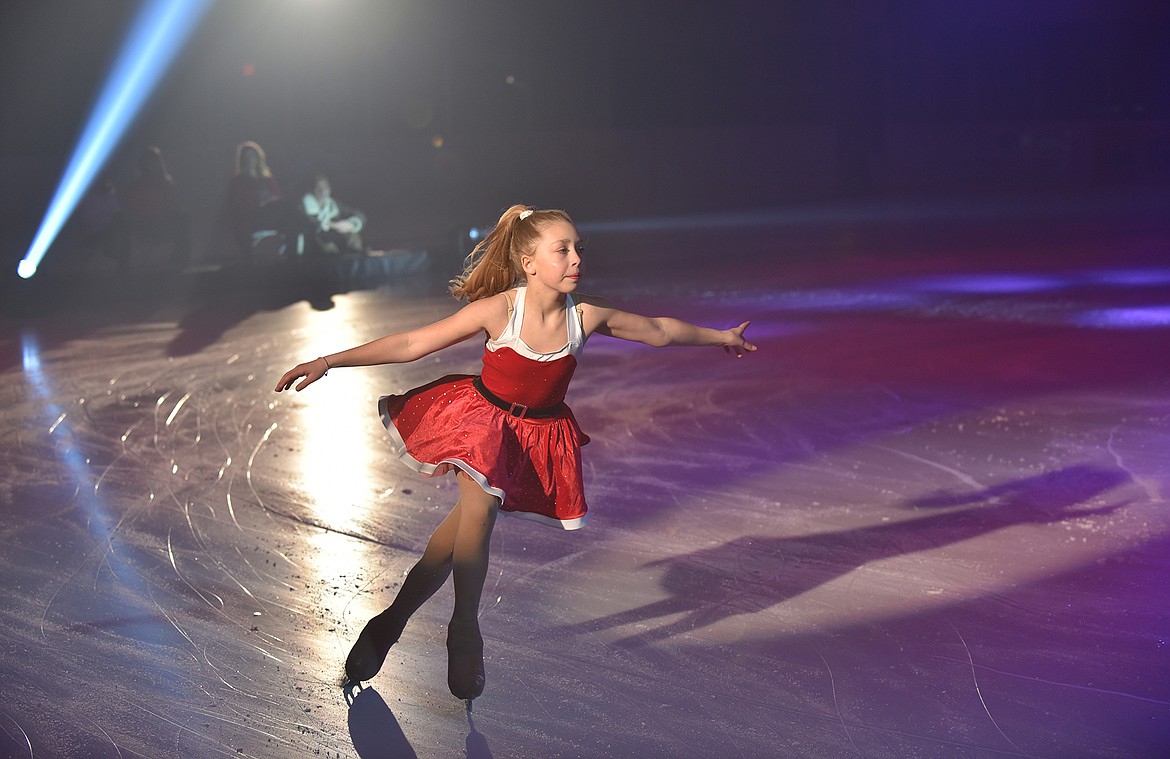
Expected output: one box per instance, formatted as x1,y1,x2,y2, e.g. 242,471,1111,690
275,205,755,702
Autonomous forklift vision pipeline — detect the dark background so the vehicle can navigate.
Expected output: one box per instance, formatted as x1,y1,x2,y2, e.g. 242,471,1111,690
2,0,1168,272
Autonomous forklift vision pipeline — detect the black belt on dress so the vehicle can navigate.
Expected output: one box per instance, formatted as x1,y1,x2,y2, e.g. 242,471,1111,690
472,376,564,419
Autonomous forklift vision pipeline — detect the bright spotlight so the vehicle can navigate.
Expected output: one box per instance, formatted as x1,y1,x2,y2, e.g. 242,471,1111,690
17,0,210,279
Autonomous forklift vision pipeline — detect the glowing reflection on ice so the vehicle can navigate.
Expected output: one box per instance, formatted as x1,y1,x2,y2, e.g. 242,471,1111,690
901,267,1170,295
21,332,89,486
286,306,388,659
20,331,164,639
778,290,924,310
1073,306,1170,328
905,274,1066,294
1084,268,1170,286
293,346,381,536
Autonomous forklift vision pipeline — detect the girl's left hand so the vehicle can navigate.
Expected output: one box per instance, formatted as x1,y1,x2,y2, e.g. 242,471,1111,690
723,321,757,358
274,357,329,392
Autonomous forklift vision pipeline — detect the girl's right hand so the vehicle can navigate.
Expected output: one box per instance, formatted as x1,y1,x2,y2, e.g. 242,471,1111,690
274,357,329,393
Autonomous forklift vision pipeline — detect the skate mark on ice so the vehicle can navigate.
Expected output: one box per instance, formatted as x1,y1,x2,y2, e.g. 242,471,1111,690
818,651,862,758
951,622,1029,756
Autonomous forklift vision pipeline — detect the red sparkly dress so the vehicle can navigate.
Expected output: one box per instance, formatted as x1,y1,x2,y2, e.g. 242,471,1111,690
378,288,590,529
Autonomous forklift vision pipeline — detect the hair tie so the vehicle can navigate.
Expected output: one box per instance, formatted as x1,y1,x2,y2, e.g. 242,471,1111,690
519,209,534,220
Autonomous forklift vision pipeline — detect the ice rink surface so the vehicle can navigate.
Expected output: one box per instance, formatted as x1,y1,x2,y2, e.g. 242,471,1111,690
1,210,1168,757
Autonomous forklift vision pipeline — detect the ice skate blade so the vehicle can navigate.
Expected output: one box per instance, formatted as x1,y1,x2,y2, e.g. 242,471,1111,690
342,677,363,706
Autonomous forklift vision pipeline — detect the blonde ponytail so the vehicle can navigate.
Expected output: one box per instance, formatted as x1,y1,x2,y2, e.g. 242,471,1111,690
449,204,573,301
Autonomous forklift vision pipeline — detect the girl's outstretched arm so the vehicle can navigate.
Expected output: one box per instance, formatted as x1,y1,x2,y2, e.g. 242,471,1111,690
577,295,757,357
274,295,505,392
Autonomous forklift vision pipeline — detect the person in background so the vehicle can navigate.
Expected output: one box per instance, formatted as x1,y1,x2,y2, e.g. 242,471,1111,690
222,140,307,258
302,175,366,255
119,145,191,268
74,177,122,266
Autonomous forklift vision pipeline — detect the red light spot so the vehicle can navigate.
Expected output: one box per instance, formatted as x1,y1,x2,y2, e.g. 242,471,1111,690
242,62,255,77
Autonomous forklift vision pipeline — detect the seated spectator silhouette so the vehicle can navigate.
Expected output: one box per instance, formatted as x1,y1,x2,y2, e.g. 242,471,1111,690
222,140,308,259
302,175,366,255
117,145,191,268
74,177,122,266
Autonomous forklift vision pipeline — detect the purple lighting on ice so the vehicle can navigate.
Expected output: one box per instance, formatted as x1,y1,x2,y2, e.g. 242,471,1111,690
1073,307,1170,328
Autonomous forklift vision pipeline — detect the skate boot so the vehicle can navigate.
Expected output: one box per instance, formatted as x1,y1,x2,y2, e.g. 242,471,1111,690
446,619,485,701
345,608,406,683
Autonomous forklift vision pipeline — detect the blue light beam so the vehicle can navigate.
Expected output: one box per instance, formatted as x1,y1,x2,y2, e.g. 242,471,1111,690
17,0,210,279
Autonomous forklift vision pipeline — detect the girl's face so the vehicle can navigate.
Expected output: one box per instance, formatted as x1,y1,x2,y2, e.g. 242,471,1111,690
522,220,583,293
